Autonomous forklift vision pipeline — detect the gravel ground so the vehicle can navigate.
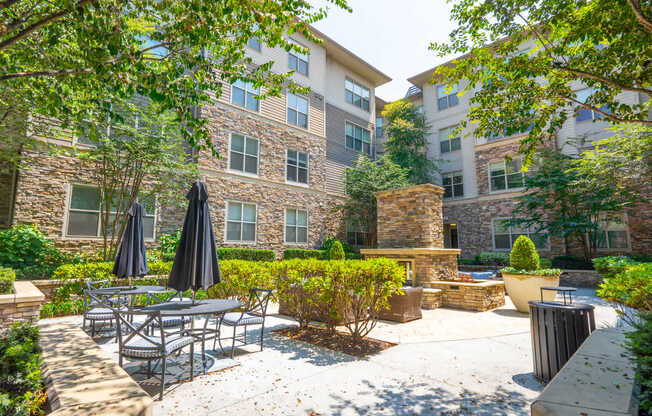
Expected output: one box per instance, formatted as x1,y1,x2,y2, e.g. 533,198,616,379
41,289,620,415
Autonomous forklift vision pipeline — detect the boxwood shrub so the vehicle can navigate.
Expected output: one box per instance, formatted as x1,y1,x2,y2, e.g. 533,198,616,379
217,248,275,261
474,252,510,267
0,267,15,294
283,249,327,260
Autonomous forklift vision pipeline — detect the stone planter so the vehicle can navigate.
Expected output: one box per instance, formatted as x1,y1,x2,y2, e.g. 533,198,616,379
0,281,45,327
377,286,423,322
502,272,560,313
427,280,505,312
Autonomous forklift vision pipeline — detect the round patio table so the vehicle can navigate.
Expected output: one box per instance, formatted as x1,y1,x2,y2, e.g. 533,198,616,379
93,285,171,295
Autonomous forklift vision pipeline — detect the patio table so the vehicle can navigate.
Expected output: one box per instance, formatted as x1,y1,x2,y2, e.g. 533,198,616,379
92,285,176,307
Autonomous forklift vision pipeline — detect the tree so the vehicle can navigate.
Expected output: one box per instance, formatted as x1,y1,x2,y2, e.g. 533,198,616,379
382,100,437,184
75,99,196,260
0,0,350,166
341,155,411,247
509,148,636,261
431,0,652,162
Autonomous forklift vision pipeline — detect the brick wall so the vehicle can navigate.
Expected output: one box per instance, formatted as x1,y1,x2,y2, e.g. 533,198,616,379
0,282,45,327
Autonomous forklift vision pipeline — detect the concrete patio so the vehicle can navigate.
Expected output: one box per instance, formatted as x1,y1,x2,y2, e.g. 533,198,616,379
40,289,620,415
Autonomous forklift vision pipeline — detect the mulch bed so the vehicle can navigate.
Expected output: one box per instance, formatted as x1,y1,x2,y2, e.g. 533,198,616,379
273,325,395,357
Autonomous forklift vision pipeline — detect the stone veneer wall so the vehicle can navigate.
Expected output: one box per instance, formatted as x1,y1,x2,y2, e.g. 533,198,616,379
0,282,45,327
429,281,505,312
375,184,445,249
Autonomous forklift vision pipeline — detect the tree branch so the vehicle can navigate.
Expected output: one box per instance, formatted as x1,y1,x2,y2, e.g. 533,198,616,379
553,63,652,96
0,0,96,52
627,0,652,33
562,95,652,124
0,68,93,81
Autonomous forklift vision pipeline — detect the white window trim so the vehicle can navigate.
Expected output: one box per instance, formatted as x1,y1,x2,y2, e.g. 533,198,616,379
345,77,371,112
63,183,157,241
230,81,260,113
224,200,258,244
488,158,525,194
286,92,309,130
437,83,459,111
227,132,260,178
285,148,310,187
344,120,372,155
439,125,461,154
442,171,464,199
284,207,309,245
490,217,550,251
287,38,309,77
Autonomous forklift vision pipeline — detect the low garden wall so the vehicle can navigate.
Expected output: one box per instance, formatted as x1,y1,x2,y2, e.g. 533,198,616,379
459,266,603,288
428,280,505,312
0,281,45,327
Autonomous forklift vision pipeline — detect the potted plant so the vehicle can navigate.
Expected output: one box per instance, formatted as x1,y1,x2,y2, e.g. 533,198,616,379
501,235,562,313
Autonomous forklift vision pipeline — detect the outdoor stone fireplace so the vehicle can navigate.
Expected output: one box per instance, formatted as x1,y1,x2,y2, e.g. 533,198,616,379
361,184,505,311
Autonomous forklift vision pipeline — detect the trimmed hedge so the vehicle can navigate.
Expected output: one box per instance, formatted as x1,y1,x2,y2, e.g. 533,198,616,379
551,255,593,270
0,267,15,294
283,249,327,260
509,236,540,271
474,252,510,267
217,248,275,261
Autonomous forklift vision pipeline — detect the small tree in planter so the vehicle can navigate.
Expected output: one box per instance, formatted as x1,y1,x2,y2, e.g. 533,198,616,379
501,236,562,313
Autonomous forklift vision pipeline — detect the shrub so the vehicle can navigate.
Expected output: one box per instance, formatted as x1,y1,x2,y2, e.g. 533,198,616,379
509,236,540,271
474,252,510,266
217,248,275,261
593,256,638,279
159,231,181,261
458,258,477,266
551,255,594,270
597,263,652,312
319,237,354,254
329,241,345,260
626,312,652,413
283,249,327,260
13,265,56,281
39,299,85,319
0,323,46,416
0,225,51,270
0,268,15,294
539,257,552,269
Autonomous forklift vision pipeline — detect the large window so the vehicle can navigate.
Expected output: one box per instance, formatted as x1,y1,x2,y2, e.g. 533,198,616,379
287,93,308,128
288,39,308,76
346,220,368,247
492,218,549,250
286,149,308,185
229,133,258,175
490,158,524,192
575,88,609,122
594,218,629,250
442,172,464,199
345,79,370,112
439,126,461,153
66,184,155,239
437,83,459,111
375,116,383,138
247,38,261,52
226,202,257,242
345,122,371,155
231,80,259,112
285,209,308,243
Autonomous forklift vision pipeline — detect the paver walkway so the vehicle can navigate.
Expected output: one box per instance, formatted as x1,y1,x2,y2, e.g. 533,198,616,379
41,289,620,415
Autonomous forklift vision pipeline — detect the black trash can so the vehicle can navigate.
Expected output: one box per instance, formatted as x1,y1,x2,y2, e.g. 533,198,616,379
529,300,596,382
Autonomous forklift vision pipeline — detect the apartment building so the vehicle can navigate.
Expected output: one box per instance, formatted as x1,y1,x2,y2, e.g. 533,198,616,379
1,27,390,255
403,39,651,259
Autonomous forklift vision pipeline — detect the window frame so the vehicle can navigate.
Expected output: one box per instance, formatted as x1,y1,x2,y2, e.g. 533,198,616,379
345,121,372,156
228,132,260,177
224,201,258,243
247,37,261,52
575,87,609,122
286,93,309,129
284,208,309,244
64,183,157,240
442,171,464,199
437,83,459,111
375,116,383,138
287,39,309,76
346,220,369,247
345,78,371,112
285,148,309,186
491,218,549,251
488,158,525,193
439,125,461,154
592,216,631,251
231,80,260,112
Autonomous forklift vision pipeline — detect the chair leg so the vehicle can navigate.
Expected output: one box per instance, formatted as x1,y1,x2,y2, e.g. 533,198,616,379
82,316,86,331
260,322,265,351
160,355,166,401
91,320,95,337
119,354,123,368
231,325,236,359
190,343,194,381
244,325,247,344
147,360,151,377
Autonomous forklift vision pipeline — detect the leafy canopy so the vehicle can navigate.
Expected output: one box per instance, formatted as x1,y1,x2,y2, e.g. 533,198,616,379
382,100,437,184
431,0,652,162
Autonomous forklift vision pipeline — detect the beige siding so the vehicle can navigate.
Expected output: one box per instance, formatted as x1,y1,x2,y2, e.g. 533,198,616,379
324,159,347,195
309,92,325,137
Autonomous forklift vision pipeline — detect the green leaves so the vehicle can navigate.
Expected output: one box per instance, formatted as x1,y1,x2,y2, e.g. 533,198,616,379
509,235,540,271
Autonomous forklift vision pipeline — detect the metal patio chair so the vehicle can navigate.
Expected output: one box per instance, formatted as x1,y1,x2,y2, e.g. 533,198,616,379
82,289,129,337
114,309,195,400
215,288,272,358
146,291,192,335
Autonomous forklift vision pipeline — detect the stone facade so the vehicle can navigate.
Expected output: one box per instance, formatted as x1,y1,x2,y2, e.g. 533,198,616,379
428,280,505,312
0,281,45,327
421,288,442,310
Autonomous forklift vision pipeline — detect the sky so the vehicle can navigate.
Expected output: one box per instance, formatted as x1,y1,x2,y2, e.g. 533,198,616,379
311,0,457,102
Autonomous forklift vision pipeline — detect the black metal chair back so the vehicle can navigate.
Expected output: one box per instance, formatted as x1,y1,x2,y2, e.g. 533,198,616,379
245,288,272,317
114,309,167,355
86,279,111,290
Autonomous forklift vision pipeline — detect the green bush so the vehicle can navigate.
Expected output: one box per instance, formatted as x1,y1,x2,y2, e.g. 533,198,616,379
626,312,652,413
0,225,51,269
500,267,563,276
319,237,354,253
283,249,327,260
597,263,652,312
474,252,510,266
13,265,57,281
593,256,638,279
158,231,181,261
539,257,552,269
39,299,85,319
0,323,45,416
217,248,275,261
509,236,540,271
551,255,594,270
329,241,345,260
0,268,15,294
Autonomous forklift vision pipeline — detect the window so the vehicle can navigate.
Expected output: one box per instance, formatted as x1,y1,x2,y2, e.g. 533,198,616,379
247,38,261,52
575,88,609,122
286,149,309,184
492,218,549,250
593,217,629,250
226,202,257,242
288,39,308,76
285,209,308,243
287,93,308,128
376,116,383,138
437,83,459,110
229,133,258,175
345,122,371,155
442,172,464,199
66,184,155,239
490,158,524,192
347,220,368,247
439,126,461,153
345,79,370,111
231,80,259,112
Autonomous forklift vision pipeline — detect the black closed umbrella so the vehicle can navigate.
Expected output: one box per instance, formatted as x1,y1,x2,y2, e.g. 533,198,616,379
168,181,221,301
113,202,149,284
